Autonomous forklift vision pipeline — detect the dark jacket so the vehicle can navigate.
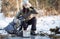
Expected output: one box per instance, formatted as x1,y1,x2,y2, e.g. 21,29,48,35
16,7,38,21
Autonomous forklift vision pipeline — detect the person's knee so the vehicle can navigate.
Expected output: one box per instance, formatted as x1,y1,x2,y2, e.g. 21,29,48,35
31,17,36,24
32,17,36,21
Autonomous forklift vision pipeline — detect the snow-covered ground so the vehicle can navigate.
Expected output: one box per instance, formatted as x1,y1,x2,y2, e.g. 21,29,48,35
36,16,60,34
0,13,60,34
0,13,14,29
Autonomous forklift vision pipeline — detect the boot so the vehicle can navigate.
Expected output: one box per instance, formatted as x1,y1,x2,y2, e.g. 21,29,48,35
16,30,23,37
30,30,37,36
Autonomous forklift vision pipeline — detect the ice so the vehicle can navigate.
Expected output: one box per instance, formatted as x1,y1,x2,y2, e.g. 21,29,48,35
6,36,50,39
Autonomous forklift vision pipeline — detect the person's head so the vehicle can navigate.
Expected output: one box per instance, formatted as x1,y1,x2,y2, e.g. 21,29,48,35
23,5,30,13
23,1,32,8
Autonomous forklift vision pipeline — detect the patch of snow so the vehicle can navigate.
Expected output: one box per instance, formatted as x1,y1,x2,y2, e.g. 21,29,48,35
36,16,60,33
0,13,14,29
0,13,5,20
0,30,8,35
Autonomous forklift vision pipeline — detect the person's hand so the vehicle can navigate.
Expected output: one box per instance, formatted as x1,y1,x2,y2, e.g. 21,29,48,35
13,18,20,23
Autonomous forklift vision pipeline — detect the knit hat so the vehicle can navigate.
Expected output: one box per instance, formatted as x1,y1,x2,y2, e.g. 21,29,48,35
22,0,32,8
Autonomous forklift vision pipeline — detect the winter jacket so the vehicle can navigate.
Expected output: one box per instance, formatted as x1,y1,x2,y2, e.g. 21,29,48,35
16,7,38,21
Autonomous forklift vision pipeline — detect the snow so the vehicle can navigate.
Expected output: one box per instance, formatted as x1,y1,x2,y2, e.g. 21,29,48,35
0,30,8,35
0,13,60,34
0,13,14,29
36,16,60,34
37,16,60,30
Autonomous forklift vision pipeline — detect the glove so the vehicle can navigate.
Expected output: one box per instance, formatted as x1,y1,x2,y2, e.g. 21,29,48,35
18,16,25,21
13,18,20,24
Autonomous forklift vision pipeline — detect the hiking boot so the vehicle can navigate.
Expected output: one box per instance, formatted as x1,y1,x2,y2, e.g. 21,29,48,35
16,30,23,37
30,31,37,36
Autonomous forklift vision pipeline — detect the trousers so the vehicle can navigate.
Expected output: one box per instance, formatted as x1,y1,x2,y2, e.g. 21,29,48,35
20,17,36,31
